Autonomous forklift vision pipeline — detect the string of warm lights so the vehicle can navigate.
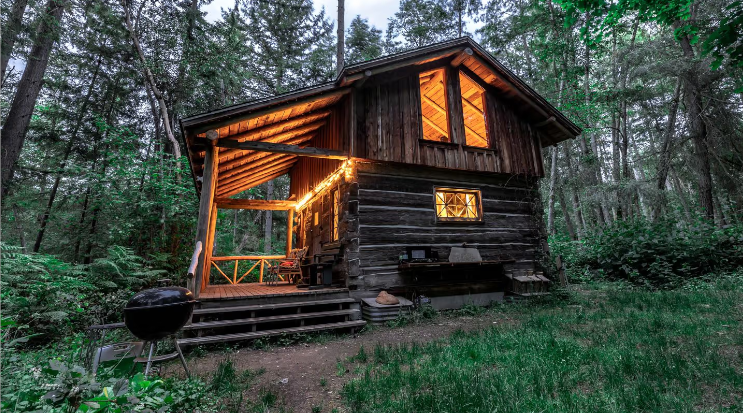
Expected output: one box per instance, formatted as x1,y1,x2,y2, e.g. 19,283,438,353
294,159,355,211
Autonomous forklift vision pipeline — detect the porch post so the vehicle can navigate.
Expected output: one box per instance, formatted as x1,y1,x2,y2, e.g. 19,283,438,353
286,208,294,255
193,130,219,298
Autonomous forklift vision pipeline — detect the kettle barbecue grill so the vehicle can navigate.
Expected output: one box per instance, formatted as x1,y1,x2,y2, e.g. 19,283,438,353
124,287,197,376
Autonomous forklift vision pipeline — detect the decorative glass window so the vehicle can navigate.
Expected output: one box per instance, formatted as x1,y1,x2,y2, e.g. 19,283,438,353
331,189,341,240
459,72,489,148
434,188,482,221
418,68,450,142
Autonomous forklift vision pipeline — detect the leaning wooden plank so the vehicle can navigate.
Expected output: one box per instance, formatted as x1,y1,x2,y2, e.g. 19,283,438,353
183,309,359,330
177,320,366,346
217,140,348,159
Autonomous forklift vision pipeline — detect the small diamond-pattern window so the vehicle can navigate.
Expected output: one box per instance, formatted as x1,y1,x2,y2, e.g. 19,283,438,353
434,188,482,221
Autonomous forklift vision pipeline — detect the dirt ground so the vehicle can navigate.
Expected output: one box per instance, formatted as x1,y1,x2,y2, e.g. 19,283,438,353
161,312,515,412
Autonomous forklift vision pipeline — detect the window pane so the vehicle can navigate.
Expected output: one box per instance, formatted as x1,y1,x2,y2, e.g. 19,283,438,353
459,72,488,148
434,188,481,221
419,69,450,142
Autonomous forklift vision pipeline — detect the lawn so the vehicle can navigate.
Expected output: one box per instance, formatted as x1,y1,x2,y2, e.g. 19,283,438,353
340,281,743,412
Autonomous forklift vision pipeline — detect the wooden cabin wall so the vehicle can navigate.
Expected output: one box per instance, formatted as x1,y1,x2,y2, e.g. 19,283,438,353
294,171,356,285
289,102,346,199
346,162,545,298
353,70,545,177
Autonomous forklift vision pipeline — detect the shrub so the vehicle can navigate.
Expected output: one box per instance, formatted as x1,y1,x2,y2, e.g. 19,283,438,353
550,218,743,287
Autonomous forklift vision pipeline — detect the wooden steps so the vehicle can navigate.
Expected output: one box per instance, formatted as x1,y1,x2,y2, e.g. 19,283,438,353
193,298,357,315
178,320,366,347
184,309,359,330
181,289,365,346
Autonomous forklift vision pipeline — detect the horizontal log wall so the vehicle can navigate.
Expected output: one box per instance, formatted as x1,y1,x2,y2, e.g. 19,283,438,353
353,69,545,177
348,162,545,297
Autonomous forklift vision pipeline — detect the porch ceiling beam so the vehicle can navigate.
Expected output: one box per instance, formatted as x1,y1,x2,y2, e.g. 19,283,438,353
217,157,297,196
219,169,292,198
218,134,314,173
216,140,348,160
215,199,297,210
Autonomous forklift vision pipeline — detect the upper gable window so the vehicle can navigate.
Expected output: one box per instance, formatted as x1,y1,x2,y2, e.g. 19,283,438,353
459,72,489,147
418,68,450,142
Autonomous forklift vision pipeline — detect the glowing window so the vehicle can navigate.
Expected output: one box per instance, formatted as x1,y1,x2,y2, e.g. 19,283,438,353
459,72,489,147
419,68,450,142
331,189,341,241
434,188,482,221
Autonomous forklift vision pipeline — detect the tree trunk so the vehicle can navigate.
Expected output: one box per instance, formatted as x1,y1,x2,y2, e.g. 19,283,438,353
264,180,274,254
1,0,68,195
33,56,101,252
547,145,559,235
564,143,585,238
122,0,181,160
0,0,30,83
336,0,345,74
582,33,608,226
12,204,27,253
670,167,692,221
557,188,577,240
653,78,682,219
677,31,714,219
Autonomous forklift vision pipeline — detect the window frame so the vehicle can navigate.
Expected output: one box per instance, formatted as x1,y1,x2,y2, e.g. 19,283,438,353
458,71,490,149
417,68,452,143
432,186,484,223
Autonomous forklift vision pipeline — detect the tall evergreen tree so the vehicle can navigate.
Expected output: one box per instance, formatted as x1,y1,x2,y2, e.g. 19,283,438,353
242,0,335,96
345,15,384,64
386,0,457,51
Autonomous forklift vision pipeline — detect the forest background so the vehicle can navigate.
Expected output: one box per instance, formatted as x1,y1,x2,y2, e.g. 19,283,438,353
1,0,743,340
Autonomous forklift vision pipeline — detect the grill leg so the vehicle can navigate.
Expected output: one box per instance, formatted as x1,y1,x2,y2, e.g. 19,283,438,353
144,342,156,376
174,339,190,378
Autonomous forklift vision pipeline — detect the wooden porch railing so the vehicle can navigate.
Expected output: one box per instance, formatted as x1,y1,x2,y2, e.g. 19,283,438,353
209,255,286,285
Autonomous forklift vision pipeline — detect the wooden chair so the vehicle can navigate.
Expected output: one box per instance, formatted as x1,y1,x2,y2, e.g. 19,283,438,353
266,247,308,285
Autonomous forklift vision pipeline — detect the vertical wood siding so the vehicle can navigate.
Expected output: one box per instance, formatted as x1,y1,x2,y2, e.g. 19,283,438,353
353,71,545,177
289,101,346,199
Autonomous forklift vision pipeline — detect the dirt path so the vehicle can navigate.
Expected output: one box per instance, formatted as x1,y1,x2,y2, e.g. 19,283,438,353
162,312,514,412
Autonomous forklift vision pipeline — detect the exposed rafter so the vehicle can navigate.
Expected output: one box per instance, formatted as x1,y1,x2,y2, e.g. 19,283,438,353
219,153,298,186
218,134,314,174
217,157,298,194
219,169,292,198
214,120,327,161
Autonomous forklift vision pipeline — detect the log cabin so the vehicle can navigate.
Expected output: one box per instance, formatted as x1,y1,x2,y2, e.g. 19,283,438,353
177,38,580,345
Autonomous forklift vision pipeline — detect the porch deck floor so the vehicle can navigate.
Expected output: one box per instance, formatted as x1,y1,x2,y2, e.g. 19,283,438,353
199,283,348,300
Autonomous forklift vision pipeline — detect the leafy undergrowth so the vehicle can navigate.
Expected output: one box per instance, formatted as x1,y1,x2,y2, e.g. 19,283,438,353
1,336,284,413
550,218,743,287
341,281,743,412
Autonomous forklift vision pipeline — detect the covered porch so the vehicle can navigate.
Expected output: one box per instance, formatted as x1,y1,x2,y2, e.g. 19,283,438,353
181,85,353,300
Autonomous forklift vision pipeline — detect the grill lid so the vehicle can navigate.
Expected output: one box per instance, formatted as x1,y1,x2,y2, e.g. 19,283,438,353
125,287,195,309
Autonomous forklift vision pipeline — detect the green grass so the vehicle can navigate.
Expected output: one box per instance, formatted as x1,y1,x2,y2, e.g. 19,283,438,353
341,282,743,412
